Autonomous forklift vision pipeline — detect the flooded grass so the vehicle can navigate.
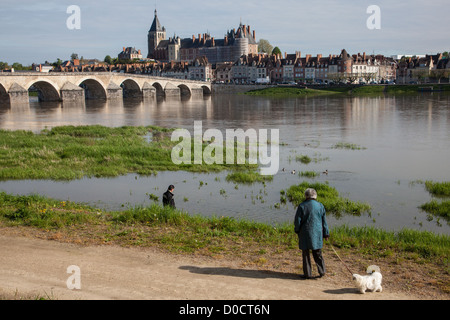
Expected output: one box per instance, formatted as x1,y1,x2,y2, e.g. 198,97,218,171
421,200,450,222
424,181,450,197
225,171,273,184
283,181,372,218
332,142,367,150
298,171,320,178
0,125,254,181
295,155,312,164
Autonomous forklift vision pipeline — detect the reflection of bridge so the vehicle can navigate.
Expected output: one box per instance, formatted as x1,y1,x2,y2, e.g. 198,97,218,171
0,73,211,105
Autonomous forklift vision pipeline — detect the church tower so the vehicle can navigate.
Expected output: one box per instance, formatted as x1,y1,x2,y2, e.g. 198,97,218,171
147,9,166,59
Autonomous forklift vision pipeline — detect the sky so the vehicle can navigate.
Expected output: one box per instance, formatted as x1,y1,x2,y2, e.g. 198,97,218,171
1,0,448,65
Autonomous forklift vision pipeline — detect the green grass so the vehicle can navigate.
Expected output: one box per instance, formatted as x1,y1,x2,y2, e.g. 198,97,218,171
421,200,450,222
296,155,312,164
244,84,450,98
0,125,255,180
0,192,448,265
284,181,371,218
225,171,273,184
332,142,367,150
244,87,338,97
424,181,450,197
350,86,386,95
298,171,319,178
331,225,449,260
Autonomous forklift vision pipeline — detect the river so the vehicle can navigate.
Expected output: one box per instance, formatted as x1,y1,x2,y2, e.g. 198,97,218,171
0,93,449,234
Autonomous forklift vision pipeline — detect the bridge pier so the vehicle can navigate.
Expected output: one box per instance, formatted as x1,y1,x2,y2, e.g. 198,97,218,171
164,82,180,99
191,86,204,98
106,82,123,100
60,82,85,101
8,83,29,104
142,82,156,100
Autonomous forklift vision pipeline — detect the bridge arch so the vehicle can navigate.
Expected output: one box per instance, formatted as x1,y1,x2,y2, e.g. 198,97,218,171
178,84,191,98
78,78,107,100
0,83,10,104
152,82,165,98
201,85,212,95
26,80,61,101
120,79,141,98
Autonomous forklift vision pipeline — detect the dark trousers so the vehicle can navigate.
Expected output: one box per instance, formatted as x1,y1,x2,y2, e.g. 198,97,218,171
302,249,326,278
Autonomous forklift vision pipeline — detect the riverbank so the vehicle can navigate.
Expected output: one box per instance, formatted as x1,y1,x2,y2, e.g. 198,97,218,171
242,83,450,97
0,192,448,298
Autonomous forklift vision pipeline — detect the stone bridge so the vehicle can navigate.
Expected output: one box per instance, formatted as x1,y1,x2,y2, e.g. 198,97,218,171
0,72,211,105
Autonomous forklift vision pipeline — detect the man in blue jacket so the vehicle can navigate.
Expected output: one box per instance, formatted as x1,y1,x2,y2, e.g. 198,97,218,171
294,188,330,279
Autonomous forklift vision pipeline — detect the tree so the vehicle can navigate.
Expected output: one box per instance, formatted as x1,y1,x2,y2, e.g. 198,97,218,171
347,73,359,84
104,55,113,65
0,61,10,70
258,39,273,55
413,69,428,84
71,53,79,61
53,58,63,67
362,72,377,83
430,69,449,84
272,47,281,57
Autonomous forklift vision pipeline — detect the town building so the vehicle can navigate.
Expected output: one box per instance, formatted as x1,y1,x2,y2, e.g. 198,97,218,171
396,53,449,83
188,56,213,82
31,63,54,73
118,47,143,61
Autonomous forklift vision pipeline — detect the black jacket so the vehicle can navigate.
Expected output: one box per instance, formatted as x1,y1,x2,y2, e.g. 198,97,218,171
162,190,175,208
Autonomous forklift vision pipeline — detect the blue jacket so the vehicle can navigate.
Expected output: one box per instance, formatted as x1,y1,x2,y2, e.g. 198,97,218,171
294,199,330,250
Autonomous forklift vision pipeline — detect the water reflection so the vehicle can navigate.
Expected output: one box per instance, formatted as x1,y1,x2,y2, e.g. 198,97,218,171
0,93,449,234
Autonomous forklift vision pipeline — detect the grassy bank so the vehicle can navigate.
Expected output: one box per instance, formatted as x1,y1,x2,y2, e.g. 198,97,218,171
1,191,448,295
244,84,450,97
0,125,257,181
244,87,339,97
1,191,447,263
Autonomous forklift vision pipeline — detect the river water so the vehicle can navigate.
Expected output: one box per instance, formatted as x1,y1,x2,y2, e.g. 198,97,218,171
0,93,449,234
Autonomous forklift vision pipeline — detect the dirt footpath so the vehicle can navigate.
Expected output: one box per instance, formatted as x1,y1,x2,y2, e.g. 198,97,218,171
0,234,424,300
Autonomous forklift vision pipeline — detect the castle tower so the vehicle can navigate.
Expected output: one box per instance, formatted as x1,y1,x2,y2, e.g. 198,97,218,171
232,23,249,61
147,9,166,59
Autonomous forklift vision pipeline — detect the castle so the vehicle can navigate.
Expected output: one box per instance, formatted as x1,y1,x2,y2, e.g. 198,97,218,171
147,10,258,64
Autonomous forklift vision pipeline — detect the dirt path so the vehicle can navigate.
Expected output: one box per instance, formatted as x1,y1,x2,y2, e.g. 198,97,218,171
0,234,422,300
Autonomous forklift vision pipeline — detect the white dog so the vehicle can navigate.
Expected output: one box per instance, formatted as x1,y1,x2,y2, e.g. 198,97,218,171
352,265,383,294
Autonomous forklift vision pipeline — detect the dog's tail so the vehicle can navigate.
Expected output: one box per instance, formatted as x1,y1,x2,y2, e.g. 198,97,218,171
366,265,381,274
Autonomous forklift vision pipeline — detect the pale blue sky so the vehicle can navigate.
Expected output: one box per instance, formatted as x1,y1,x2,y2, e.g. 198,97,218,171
1,0,448,65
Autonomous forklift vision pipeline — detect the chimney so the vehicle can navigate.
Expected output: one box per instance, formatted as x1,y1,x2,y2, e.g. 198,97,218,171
317,54,322,60
192,35,196,42
284,52,287,59
363,52,366,60
306,54,311,62
253,30,256,39
138,49,141,55
212,37,215,47
198,34,201,42
224,35,228,45
123,47,125,52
